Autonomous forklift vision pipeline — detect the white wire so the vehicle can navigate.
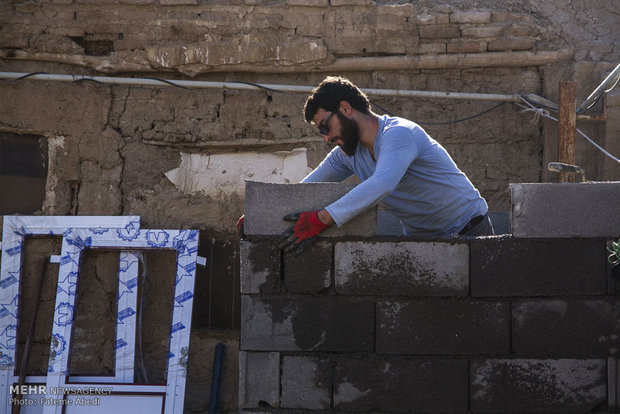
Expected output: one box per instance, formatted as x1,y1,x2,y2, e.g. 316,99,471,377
517,95,620,164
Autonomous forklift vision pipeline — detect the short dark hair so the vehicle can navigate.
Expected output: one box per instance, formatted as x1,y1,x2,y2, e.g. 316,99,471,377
304,76,371,123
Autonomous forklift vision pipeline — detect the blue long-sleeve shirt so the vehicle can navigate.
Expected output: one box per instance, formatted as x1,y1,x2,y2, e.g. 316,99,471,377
301,115,488,237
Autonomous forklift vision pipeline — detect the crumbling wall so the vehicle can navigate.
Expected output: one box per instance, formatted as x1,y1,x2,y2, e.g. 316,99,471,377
1,1,618,227
239,182,620,412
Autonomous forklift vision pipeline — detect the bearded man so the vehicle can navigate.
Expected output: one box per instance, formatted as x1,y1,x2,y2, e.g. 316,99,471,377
276,76,494,254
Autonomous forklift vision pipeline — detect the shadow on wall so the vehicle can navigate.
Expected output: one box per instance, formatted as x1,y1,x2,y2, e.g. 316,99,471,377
377,210,511,236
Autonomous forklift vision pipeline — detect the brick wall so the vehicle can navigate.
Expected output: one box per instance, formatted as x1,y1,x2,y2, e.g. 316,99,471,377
238,182,620,412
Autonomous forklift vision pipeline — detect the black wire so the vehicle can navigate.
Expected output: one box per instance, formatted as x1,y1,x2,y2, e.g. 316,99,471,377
228,80,296,95
11,72,50,81
141,76,189,89
8,71,508,125
372,99,506,125
71,77,105,85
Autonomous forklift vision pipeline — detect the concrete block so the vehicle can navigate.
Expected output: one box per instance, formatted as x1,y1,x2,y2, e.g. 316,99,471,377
471,359,607,412
240,296,374,352
239,351,280,408
335,241,469,296
512,299,620,356
283,241,332,294
608,240,620,295
377,300,510,355
609,357,620,411
240,240,281,294
471,237,606,296
510,182,620,238
334,357,468,412
450,11,492,24
281,356,331,409
244,181,377,237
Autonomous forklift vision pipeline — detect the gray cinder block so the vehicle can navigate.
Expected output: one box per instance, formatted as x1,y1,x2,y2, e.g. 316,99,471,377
238,351,280,409
470,237,606,297
512,299,620,356
243,181,377,236
239,240,281,294
240,295,374,352
471,359,607,412
281,356,331,409
376,300,510,355
335,241,469,296
333,357,469,412
511,182,620,238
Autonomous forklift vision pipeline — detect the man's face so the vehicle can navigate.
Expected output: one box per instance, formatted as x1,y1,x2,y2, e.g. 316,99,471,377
313,109,360,156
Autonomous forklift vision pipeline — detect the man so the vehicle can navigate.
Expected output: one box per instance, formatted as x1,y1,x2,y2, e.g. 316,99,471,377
278,76,493,254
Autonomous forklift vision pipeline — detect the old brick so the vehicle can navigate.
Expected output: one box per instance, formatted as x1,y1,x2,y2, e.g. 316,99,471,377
15,2,42,12
471,359,607,412
414,42,447,54
239,351,280,409
283,241,331,294
461,26,503,38
470,238,606,296
286,0,328,5
240,296,374,352
414,13,449,25
447,40,487,53
335,241,469,296
377,300,510,355
159,0,198,4
512,299,620,356
334,358,468,412
488,37,534,51
331,0,372,4
418,24,460,39
240,240,281,294
281,356,331,409
450,11,491,24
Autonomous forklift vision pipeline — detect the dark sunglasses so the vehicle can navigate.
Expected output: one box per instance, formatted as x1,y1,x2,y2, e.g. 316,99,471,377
317,112,335,136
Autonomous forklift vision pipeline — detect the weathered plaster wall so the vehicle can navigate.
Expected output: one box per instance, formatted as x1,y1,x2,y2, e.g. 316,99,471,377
1,0,618,231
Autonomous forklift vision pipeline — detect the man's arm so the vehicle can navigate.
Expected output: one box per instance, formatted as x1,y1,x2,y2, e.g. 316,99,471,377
325,127,419,227
301,147,354,183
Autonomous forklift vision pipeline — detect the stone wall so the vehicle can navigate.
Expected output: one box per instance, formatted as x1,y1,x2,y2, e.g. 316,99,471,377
238,182,620,412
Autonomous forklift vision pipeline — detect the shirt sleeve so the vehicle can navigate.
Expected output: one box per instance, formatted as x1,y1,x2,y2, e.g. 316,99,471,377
301,146,354,183
325,126,420,226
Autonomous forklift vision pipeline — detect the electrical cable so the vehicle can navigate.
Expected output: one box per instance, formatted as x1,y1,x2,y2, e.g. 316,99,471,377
370,98,506,125
516,95,620,164
141,76,189,89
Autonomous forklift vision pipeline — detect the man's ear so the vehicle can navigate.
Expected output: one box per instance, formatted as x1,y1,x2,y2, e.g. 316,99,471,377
339,100,353,116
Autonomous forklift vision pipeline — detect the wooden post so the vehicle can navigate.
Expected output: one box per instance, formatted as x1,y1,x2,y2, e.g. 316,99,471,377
557,81,577,183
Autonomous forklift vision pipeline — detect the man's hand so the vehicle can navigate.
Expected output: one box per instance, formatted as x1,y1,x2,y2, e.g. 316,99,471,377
278,210,331,255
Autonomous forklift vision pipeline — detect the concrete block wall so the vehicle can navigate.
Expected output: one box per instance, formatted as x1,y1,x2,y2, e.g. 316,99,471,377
240,237,619,412
239,183,620,412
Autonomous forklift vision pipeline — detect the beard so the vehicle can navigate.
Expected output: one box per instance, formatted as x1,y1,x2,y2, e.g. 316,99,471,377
335,111,360,156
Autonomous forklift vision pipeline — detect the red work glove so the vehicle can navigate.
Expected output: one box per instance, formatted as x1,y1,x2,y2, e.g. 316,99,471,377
236,215,245,238
278,210,330,255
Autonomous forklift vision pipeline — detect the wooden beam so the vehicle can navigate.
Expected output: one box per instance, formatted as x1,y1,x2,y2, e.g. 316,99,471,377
558,81,577,183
